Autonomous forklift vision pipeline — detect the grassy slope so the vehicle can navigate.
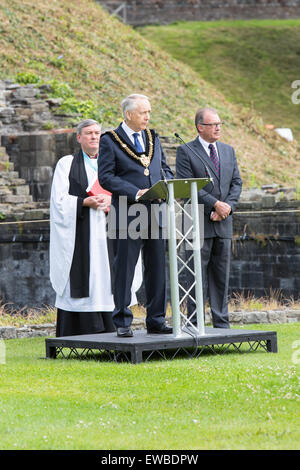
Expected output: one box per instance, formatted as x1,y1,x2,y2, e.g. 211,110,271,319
0,1,299,187
0,323,299,450
139,19,300,140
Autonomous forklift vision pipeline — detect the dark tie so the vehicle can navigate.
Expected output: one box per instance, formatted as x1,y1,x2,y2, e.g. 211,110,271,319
208,144,220,176
133,132,143,153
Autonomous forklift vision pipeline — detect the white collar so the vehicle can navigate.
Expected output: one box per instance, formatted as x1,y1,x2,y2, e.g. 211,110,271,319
198,135,218,155
122,121,142,138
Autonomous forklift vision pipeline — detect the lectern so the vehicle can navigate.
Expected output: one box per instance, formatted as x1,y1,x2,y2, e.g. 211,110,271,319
138,177,211,338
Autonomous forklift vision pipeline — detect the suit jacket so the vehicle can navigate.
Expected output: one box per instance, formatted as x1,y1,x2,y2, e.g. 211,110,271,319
98,124,173,216
176,137,242,238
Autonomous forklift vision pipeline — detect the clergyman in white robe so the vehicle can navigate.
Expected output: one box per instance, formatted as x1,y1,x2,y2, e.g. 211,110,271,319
50,150,142,336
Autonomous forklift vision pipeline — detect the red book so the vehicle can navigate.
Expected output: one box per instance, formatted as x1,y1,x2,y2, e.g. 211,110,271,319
86,178,111,213
86,178,111,197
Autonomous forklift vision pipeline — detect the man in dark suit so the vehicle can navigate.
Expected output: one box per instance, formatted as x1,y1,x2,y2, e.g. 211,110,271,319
98,94,174,337
176,107,242,328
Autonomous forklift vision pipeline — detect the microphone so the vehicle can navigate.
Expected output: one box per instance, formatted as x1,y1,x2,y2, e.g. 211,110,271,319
160,167,169,202
161,167,168,184
174,132,214,189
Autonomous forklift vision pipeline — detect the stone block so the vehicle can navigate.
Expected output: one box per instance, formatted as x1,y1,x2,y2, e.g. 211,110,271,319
262,195,276,208
14,108,34,118
267,310,287,323
16,151,38,168
229,311,243,324
17,149,55,168
0,107,15,118
12,87,38,100
12,134,32,152
286,310,300,323
23,208,47,220
3,194,32,204
23,122,41,132
0,147,9,159
242,311,268,324
12,185,30,196
0,162,14,171
29,182,50,201
241,271,264,288
16,327,32,338
0,326,17,339
34,150,56,167
280,278,295,290
32,166,53,182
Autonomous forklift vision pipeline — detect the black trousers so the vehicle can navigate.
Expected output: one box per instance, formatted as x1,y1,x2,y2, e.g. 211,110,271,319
112,236,167,329
185,237,231,328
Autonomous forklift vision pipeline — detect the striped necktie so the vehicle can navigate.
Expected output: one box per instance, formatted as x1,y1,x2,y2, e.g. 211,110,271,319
208,144,220,176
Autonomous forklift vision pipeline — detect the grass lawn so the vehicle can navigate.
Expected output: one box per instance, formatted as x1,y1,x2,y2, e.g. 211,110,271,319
0,323,299,450
139,19,300,141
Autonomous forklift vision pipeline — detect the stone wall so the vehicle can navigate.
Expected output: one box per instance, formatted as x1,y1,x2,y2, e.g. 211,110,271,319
97,0,300,26
0,80,78,204
0,194,299,310
0,131,176,205
0,80,71,135
0,83,299,311
1,130,77,203
231,193,300,300
0,220,53,309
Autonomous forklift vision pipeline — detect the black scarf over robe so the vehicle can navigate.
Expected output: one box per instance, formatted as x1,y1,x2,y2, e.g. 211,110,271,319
55,149,116,337
68,149,114,298
68,148,90,298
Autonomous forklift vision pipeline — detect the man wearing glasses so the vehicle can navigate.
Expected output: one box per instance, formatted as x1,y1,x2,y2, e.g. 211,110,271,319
176,107,242,329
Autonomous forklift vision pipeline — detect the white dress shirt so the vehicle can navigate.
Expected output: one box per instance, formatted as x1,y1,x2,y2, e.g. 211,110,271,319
198,136,219,220
121,121,145,152
121,121,145,200
198,135,219,158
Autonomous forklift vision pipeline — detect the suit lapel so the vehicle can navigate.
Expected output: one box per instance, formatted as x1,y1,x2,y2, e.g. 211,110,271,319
116,125,147,154
216,142,226,182
142,129,146,148
116,124,134,148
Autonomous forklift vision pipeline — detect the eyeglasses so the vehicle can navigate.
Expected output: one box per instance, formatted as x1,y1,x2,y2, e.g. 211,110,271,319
200,122,223,128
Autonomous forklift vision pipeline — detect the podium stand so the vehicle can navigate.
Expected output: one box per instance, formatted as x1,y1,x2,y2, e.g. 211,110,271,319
168,178,209,338
138,178,210,338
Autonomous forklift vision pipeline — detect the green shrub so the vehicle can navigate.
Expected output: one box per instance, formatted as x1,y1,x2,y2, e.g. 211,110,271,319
15,72,41,85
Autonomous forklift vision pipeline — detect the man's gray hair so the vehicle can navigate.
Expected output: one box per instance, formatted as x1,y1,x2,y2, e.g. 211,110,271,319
76,119,101,135
195,107,218,129
121,94,150,119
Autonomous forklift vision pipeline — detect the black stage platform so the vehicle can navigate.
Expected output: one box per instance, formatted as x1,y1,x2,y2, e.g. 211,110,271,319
45,327,277,364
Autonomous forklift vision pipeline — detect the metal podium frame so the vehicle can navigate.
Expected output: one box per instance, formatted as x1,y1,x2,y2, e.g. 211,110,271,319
166,178,211,337
138,177,211,338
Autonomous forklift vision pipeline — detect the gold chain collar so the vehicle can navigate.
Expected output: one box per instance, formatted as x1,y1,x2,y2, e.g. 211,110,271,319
108,128,154,175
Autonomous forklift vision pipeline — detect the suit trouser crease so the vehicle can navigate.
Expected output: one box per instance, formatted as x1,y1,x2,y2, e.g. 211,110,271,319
112,234,167,329
186,237,231,328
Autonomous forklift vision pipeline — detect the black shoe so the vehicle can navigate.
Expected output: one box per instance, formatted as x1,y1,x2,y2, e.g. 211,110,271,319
147,324,173,335
117,327,133,337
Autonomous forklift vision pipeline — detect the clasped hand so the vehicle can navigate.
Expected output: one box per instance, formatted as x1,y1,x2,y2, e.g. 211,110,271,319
83,194,111,212
211,200,231,222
